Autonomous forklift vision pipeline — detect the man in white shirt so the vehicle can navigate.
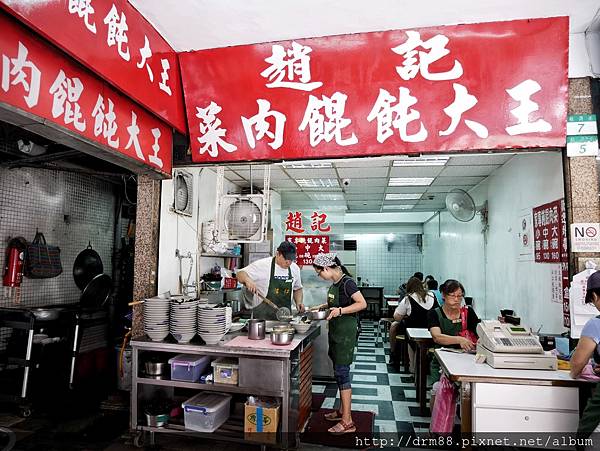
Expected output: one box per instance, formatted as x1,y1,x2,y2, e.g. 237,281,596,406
237,241,304,320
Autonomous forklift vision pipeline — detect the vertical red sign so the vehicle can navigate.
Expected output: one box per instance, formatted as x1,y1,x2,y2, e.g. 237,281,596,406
285,235,330,266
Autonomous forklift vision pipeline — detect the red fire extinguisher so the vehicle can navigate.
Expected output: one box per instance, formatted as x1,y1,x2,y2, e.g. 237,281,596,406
3,238,27,288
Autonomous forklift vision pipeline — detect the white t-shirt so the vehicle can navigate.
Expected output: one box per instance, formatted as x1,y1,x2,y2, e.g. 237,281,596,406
394,292,435,317
239,257,302,308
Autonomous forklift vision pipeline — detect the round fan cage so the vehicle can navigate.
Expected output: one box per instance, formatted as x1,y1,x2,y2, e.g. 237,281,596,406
445,188,476,222
174,175,189,211
225,199,262,239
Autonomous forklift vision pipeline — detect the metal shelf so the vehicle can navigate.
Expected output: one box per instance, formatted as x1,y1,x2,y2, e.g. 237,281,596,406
200,254,242,258
136,377,284,397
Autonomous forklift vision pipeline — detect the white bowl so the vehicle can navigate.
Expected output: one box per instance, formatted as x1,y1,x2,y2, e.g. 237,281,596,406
291,322,312,334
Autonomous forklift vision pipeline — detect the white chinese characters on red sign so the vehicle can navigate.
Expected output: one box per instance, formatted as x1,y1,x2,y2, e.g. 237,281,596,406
1,0,186,132
285,235,330,266
180,18,568,163
0,14,171,175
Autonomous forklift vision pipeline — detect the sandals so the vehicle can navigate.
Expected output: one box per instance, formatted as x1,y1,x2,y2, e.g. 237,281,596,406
324,410,343,421
328,420,356,435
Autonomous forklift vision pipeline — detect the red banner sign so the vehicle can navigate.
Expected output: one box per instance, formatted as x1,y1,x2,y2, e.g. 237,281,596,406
285,235,330,266
180,17,568,164
0,12,172,176
0,0,186,132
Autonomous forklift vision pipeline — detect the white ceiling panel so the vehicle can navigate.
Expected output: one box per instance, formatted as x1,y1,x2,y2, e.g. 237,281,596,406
333,158,391,168
270,179,304,188
281,192,311,200
345,193,384,201
342,178,388,187
446,154,515,166
439,165,499,177
344,185,386,193
432,176,486,186
389,166,445,177
336,167,389,178
385,186,429,194
284,168,338,179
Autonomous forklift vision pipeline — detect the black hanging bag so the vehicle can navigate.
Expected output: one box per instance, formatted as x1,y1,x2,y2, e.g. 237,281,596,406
24,231,63,278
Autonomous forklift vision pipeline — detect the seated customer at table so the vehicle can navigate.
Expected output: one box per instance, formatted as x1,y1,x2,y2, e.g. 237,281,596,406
571,271,600,438
389,276,436,367
427,279,480,409
427,278,443,306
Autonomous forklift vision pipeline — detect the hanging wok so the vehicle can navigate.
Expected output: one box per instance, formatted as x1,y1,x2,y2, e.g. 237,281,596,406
73,242,103,290
80,273,112,308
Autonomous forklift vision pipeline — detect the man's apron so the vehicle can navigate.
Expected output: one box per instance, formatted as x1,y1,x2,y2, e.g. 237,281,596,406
251,258,293,321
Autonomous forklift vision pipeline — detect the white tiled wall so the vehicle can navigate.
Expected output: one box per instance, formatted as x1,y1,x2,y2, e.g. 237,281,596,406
347,234,422,294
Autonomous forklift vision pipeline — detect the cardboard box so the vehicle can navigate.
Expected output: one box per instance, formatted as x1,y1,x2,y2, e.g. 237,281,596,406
244,402,280,444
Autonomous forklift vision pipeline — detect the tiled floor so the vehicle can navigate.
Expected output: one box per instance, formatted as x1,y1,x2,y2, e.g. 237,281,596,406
312,320,431,436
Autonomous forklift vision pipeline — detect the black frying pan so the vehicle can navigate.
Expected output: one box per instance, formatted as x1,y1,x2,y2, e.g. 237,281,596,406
73,242,103,290
80,273,112,308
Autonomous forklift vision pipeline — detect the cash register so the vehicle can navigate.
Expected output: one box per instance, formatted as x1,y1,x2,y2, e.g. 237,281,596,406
476,320,557,370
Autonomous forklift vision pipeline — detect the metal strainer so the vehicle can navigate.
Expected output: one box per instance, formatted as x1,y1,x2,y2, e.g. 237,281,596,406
256,292,292,321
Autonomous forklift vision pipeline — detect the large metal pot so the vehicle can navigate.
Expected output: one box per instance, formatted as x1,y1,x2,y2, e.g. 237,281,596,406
271,329,294,345
73,243,103,290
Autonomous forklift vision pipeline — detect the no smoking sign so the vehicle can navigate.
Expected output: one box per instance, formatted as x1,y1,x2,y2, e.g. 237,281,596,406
571,223,600,252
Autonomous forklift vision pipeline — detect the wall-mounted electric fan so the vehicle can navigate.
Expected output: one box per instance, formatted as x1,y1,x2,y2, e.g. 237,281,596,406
217,194,267,242
173,169,193,216
445,188,488,226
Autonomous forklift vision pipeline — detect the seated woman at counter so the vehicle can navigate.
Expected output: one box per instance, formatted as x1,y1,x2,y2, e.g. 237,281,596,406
427,279,480,410
570,271,600,438
389,276,436,371
312,253,367,435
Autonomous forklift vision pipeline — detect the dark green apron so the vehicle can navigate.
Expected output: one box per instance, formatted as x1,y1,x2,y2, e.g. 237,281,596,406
327,276,358,366
251,258,293,321
577,315,600,437
430,308,463,383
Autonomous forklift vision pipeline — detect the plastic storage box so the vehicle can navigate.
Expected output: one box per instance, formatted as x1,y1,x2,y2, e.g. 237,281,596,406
182,392,232,432
168,354,210,382
211,357,239,385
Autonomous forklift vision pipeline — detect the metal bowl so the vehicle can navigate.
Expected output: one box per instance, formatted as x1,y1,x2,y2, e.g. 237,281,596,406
144,361,168,376
270,330,294,345
31,307,64,322
308,309,329,320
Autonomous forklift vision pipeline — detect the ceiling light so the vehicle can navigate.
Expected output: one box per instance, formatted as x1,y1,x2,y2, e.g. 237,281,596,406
388,177,434,186
281,160,333,168
383,205,414,210
385,193,422,200
393,156,449,166
295,178,339,188
309,193,345,200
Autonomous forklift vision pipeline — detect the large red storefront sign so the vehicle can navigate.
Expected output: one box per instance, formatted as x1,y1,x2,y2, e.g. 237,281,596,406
0,0,186,133
180,17,568,164
0,11,172,176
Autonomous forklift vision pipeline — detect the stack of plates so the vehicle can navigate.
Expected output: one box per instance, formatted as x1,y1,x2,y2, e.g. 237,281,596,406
143,297,170,341
197,306,232,345
169,298,198,343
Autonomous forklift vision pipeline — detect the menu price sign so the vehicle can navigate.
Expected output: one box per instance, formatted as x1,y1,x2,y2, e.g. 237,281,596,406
285,235,330,266
533,199,564,263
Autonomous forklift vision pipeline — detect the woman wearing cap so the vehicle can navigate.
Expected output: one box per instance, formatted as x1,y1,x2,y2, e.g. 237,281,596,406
571,271,600,438
237,241,304,320
312,253,367,435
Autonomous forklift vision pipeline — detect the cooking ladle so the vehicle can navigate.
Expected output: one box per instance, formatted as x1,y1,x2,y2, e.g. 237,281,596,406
255,291,292,321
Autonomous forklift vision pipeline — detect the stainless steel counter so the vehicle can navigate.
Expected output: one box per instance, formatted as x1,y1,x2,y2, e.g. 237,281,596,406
130,323,321,448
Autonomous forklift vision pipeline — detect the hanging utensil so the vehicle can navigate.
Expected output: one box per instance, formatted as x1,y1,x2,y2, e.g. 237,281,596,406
73,242,103,290
255,291,292,322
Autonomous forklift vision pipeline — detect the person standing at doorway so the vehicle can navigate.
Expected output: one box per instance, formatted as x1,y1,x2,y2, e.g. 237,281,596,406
313,253,367,435
237,241,304,320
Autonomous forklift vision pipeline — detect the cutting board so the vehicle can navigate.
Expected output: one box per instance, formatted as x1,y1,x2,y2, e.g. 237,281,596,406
224,335,301,350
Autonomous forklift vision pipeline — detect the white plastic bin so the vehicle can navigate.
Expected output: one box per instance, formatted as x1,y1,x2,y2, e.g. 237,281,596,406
168,354,210,382
182,392,232,432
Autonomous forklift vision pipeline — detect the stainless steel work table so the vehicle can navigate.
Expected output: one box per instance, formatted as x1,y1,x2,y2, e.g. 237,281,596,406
130,323,321,449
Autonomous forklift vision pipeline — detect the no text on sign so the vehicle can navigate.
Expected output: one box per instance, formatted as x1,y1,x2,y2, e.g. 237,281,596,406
571,223,600,252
